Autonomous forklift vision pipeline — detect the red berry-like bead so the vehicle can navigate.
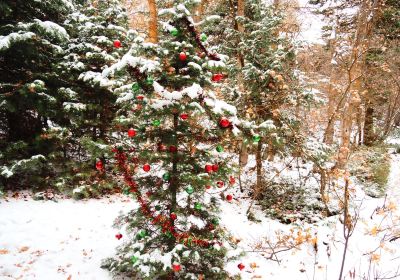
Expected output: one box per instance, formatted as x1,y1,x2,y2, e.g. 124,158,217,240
172,263,181,272
212,164,219,172
205,164,213,173
219,118,230,128
113,40,121,48
226,194,233,201
217,181,224,188
179,52,187,61
206,185,211,190
180,113,188,120
170,213,177,220
158,143,167,151
115,233,123,240
96,160,103,171
229,176,236,185
212,73,224,82
169,145,178,153
238,263,245,270
128,128,136,138
143,164,151,172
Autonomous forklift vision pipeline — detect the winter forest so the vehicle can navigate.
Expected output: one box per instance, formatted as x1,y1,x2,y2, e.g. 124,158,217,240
0,0,400,279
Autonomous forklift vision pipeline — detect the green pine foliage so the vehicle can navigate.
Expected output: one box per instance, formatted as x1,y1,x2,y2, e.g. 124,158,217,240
54,0,134,196
0,0,73,189
210,0,306,156
202,0,331,222
101,1,240,278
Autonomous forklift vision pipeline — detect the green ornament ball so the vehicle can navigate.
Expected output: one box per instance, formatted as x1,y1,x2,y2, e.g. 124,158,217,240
200,33,207,42
146,77,154,85
132,82,140,92
185,186,194,195
170,28,179,36
153,119,161,127
216,145,224,152
194,202,202,210
131,256,138,264
122,188,130,195
138,230,147,238
163,172,171,181
253,134,261,143
211,217,219,225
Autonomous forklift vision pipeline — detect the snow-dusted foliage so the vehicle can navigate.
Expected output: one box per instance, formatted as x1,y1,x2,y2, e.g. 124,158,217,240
0,155,46,179
41,0,136,195
102,2,240,279
0,0,75,189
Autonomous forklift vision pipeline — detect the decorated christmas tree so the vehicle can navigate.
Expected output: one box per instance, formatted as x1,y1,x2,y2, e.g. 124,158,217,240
102,0,241,278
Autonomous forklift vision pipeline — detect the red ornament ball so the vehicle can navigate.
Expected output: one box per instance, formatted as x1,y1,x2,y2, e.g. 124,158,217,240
113,40,121,48
212,73,224,82
170,213,177,220
169,145,178,153
179,52,187,61
143,164,151,172
226,194,233,201
212,164,219,172
219,118,231,128
238,263,245,271
96,160,103,171
205,164,213,173
180,113,188,120
217,181,224,188
128,128,136,138
172,263,181,272
115,233,123,240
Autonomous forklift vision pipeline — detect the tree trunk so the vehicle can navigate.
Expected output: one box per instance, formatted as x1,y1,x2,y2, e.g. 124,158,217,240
147,0,158,43
238,141,248,192
236,0,245,68
324,82,337,144
256,140,262,196
338,96,357,169
194,0,208,22
337,0,383,169
324,19,339,145
169,113,179,249
357,106,363,145
364,103,374,146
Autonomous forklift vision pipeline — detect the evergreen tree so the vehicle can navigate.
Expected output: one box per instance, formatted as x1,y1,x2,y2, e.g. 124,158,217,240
54,0,134,196
0,0,73,189
209,1,307,190
102,1,240,278
201,1,331,220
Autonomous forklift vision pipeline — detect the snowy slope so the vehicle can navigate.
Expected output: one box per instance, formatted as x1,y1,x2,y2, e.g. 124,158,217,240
1,155,399,280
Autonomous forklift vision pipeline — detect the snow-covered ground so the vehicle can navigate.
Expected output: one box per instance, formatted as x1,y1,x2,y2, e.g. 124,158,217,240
1,155,399,280
0,195,135,280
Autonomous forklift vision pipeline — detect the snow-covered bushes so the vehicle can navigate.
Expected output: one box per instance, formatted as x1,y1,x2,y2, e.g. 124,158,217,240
348,145,391,198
